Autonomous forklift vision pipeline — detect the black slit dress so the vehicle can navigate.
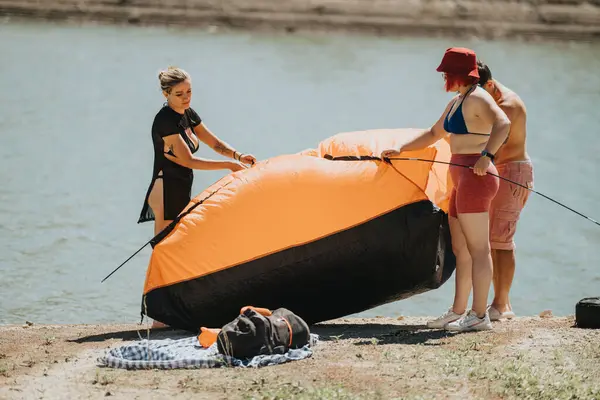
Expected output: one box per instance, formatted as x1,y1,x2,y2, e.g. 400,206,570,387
138,105,202,223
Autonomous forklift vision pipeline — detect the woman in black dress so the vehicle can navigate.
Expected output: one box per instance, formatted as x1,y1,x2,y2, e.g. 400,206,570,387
139,66,256,236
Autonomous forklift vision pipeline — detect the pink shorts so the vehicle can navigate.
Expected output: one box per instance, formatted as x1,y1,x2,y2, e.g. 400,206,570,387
489,161,534,250
448,154,500,218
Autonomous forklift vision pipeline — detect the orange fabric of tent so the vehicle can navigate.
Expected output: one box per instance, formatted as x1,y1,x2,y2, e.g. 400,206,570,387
141,128,456,331
143,128,452,295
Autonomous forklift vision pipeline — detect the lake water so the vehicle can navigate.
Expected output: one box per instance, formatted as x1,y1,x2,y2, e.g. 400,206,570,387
1,20,599,325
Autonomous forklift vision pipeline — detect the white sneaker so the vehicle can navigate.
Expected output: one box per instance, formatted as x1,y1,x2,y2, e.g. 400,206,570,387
446,310,492,332
488,305,515,321
426,307,465,329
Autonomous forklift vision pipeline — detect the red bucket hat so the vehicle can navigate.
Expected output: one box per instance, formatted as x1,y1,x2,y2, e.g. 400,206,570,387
436,47,479,79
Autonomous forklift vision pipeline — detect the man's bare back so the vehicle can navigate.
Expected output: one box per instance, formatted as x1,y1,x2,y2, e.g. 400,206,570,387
490,81,530,165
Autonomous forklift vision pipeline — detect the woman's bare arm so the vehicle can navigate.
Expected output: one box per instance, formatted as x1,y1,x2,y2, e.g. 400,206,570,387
403,99,454,151
193,123,242,159
163,134,241,171
472,91,511,155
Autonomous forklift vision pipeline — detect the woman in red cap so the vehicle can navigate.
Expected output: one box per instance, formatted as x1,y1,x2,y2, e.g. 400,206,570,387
381,47,511,332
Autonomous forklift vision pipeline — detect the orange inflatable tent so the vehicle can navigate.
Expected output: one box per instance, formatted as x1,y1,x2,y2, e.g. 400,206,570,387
142,128,456,332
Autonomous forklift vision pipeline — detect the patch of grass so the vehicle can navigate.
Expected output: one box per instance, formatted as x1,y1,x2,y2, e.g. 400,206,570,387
43,336,56,346
92,370,116,386
551,349,564,366
578,340,600,360
440,351,467,377
0,363,10,377
421,333,600,400
452,332,505,354
243,383,372,400
469,355,600,400
177,375,196,390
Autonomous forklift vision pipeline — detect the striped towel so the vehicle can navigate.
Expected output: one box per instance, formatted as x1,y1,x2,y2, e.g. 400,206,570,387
97,334,318,370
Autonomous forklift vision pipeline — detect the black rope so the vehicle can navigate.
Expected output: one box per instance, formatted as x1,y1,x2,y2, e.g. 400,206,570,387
324,153,599,227
379,155,598,227
101,181,232,283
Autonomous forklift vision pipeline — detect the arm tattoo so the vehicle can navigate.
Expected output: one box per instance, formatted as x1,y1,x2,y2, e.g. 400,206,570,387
214,142,227,154
214,141,234,157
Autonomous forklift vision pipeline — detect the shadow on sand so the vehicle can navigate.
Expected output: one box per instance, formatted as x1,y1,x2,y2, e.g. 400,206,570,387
69,322,452,347
311,322,453,346
68,327,191,344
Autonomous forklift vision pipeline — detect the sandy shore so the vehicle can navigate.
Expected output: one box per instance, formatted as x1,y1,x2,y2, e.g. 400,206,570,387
1,0,600,41
1,315,599,399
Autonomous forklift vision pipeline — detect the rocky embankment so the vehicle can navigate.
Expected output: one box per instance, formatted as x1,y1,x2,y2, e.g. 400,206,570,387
1,0,599,41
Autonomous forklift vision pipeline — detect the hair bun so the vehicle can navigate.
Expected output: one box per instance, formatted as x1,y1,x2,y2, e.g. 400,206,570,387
158,66,190,93
159,66,178,80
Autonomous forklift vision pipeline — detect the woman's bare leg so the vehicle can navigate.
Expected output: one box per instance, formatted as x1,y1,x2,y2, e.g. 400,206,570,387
491,249,516,315
147,177,171,329
449,216,472,315
426,215,473,329
148,178,172,236
457,212,493,317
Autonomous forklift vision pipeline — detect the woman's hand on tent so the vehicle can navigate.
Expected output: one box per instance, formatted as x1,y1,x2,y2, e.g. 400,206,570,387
239,153,257,166
227,162,247,172
380,149,401,162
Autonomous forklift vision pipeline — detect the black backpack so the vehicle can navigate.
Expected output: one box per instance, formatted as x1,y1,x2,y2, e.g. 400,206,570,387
216,307,310,359
575,297,600,329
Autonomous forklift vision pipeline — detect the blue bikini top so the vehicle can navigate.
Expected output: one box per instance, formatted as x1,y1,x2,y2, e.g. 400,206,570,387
443,85,491,136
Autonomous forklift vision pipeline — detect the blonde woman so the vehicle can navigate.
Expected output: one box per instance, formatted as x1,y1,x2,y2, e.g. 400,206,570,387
139,67,256,236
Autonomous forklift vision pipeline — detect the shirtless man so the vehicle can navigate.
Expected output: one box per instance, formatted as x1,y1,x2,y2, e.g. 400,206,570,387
477,60,534,321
